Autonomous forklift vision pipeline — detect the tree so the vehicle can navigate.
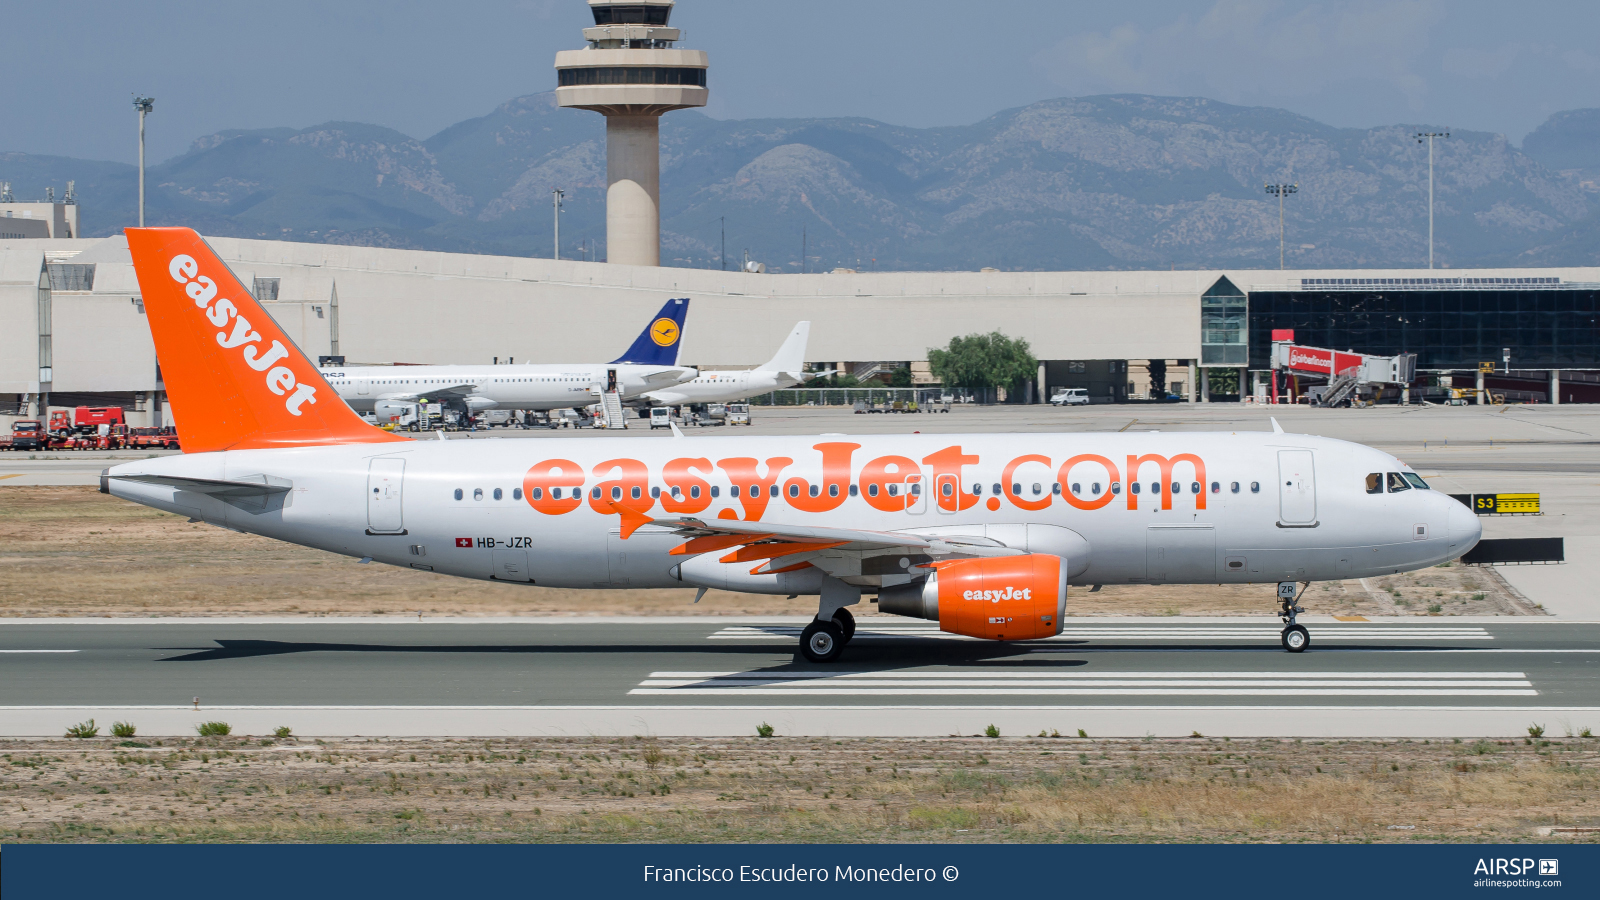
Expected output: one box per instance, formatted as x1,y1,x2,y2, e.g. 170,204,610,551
1147,359,1168,398
887,367,913,387
927,332,1037,398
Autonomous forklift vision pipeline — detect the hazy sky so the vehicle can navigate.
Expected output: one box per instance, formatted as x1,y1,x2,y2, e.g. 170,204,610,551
7,0,1599,164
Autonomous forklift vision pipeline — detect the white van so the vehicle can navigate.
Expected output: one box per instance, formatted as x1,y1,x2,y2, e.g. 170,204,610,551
649,407,673,429
1050,387,1090,406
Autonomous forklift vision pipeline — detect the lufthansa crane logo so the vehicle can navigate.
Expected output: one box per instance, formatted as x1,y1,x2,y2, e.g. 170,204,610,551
651,317,681,347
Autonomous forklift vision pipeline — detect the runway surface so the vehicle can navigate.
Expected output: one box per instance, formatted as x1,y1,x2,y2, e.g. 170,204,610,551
2,616,1596,738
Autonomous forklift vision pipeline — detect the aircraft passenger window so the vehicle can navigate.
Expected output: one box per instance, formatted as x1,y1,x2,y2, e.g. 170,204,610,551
849,484,859,497
453,489,463,501
630,486,641,500
868,484,880,498
992,483,1002,496
514,488,524,500
729,485,740,498
1011,483,1021,495
1365,473,1383,494
788,484,800,498
1172,482,1181,494
610,486,622,501
1250,482,1260,493
1403,473,1430,490
1210,482,1220,493
888,483,899,497
493,488,503,501
1111,483,1121,494
1191,482,1200,494
1386,472,1411,493
808,484,819,498
1151,483,1161,494
550,487,561,499
1231,482,1240,493
671,486,682,498
591,487,602,500
712,486,722,498
651,486,661,499
530,488,542,500
910,483,921,496
1131,483,1141,494
972,484,982,495
473,489,483,501
769,485,779,498
1032,483,1042,495
691,485,702,499
1053,483,1062,495
1091,483,1101,495
941,482,953,497
1070,483,1081,495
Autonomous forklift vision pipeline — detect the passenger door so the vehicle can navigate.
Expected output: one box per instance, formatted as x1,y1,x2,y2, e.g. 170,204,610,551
1146,525,1216,583
1277,450,1317,526
366,458,405,534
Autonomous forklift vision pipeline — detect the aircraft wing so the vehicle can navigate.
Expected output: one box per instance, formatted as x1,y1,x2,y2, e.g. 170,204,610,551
641,368,696,385
374,383,479,401
641,515,1020,577
110,473,292,498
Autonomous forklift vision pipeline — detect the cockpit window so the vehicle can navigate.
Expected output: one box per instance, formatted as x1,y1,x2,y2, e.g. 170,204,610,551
1403,472,1430,490
1386,472,1411,493
1365,473,1382,494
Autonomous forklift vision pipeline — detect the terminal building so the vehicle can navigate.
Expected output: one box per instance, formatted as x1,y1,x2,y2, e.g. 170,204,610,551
2,232,1597,423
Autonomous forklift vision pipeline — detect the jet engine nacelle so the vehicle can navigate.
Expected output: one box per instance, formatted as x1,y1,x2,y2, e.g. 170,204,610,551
879,554,1066,640
463,396,496,412
372,399,419,422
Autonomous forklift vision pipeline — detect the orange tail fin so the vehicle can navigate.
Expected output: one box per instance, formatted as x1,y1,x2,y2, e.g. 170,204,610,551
126,227,406,453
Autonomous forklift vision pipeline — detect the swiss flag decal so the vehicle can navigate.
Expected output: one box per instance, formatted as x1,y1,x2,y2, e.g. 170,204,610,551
455,538,473,548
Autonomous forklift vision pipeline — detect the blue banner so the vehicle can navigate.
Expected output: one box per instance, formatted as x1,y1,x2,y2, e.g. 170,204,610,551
2,843,1593,898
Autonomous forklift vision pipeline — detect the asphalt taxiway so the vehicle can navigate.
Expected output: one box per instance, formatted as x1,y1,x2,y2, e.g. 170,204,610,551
2,616,1596,738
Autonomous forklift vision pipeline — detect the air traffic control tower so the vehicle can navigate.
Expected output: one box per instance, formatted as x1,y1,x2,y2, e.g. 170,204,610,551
555,1,708,267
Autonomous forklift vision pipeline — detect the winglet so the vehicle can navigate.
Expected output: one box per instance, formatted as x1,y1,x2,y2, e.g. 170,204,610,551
125,227,405,453
1270,417,1284,434
610,298,690,366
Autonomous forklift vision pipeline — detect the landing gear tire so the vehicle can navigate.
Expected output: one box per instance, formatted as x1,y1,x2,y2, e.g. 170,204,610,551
1281,624,1310,653
800,619,846,663
832,607,857,645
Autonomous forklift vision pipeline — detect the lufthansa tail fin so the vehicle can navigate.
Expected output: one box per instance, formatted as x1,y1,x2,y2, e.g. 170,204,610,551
755,321,810,375
125,227,406,453
610,297,690,366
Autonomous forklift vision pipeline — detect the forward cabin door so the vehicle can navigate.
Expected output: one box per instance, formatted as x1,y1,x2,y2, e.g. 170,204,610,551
1277,450,1318,526
1146,525,1215,583
366,458,406,534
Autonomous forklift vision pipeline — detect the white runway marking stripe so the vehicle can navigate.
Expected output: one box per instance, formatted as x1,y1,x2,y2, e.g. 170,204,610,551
630,669,1535,697
0,650,79,653
708,625,1493,641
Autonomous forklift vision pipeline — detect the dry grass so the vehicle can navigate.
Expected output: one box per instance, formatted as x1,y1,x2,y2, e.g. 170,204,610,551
3,735,1597,843
0,486,1535,619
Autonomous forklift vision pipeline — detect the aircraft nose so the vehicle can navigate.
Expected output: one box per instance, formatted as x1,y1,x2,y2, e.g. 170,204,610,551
1448,498,1482,552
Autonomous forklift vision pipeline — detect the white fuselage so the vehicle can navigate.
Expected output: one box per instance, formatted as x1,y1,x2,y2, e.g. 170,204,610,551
106,431,1480,598
322,364,697,413
642,368,803,407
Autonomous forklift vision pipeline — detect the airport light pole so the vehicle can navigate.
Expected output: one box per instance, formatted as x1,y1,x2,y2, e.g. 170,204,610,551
551,188,564,261
1264,182,1297,270
1416,131,1448,268
133,96,154,227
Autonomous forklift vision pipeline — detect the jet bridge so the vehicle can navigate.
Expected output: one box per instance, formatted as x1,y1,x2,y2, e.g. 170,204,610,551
1268,330,1416,406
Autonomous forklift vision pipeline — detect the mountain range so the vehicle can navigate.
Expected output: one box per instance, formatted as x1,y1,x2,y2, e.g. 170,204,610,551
5,93,1600,271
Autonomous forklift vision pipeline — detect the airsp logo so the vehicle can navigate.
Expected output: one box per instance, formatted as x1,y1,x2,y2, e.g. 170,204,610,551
168,253,318,416
650,317,681,347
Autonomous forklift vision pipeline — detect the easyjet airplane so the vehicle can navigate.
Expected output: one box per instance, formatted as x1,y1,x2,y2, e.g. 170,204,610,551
104,228,1482,662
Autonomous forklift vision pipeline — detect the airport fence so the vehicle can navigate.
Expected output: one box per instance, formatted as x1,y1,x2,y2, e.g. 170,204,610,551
751,388,953,408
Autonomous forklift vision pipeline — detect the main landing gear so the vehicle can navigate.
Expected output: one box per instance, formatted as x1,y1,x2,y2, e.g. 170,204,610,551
800,607,855,664
1278,581,1310,653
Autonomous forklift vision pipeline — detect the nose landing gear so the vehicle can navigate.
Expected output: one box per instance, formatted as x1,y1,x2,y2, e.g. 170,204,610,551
1278,581,1310,653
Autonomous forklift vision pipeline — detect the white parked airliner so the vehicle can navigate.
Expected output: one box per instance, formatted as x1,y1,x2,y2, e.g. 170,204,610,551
637,321,830,408
104,228,1482,662
320,298,696,419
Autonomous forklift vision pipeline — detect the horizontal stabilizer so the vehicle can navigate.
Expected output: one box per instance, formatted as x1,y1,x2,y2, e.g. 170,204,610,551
111,473,292,498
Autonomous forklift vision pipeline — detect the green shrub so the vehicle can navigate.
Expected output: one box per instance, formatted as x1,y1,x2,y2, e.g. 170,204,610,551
984,724,1000,738
1427,603,1443,614
1580,727,1594,739
110,721,137,738
65,719,99,739
196,721,232,737
273,726,292,739
1077,729,1088,738
1528,723,1545,739
756,722,774,738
